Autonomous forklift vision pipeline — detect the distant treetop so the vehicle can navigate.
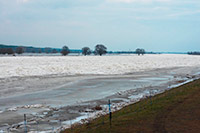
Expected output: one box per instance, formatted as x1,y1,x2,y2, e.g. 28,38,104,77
82,47,91,56
136,48,145,55
95,44,107,56
61,46,70,56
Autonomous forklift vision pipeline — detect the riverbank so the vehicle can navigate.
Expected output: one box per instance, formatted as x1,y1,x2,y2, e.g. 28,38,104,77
62,78,200,133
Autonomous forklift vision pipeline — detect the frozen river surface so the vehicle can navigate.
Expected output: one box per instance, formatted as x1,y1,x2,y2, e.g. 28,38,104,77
1,54,200,132
1,54,200,78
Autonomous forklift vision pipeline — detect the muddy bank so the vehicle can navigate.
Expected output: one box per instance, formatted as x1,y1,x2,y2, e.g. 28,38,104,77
0,66,200,132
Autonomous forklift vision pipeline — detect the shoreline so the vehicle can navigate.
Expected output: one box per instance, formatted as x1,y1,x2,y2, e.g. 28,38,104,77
62,76,200,133
58,72,200,132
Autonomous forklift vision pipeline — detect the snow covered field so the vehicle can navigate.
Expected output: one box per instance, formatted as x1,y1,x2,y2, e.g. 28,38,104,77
1,54,200,78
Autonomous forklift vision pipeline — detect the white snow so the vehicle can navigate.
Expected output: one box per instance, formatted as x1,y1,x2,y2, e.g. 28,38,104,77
22,104,44,109
1,54,200,78
8,107,17,111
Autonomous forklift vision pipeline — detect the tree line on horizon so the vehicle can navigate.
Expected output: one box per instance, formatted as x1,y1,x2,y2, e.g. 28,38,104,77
0,44,146,56
0,45,61,55
61,44,108,56
188,51,200,55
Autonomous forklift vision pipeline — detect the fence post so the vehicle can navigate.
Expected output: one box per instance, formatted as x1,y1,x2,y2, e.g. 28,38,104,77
108,99,112,127
24,114,27,133
36,121,39,133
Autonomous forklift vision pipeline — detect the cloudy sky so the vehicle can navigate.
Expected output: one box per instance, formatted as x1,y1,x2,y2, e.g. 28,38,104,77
0,0,200,52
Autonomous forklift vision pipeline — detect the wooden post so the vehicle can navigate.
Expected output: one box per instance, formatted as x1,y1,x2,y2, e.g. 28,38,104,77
108,99,112,127
24,114,27,133
36,121,39,133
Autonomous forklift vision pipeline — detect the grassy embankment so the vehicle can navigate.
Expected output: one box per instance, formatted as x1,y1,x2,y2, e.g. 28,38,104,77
63,79,200,133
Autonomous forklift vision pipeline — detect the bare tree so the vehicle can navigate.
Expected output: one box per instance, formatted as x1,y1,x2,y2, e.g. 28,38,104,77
61,46,70,56
95,44,107,56
0,48,7,54
136,48,145,55
16,47,24,54
82,47,91,56
7,48,14,55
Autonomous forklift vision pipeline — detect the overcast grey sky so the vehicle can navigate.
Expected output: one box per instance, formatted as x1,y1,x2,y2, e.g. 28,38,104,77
0,0,200,52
